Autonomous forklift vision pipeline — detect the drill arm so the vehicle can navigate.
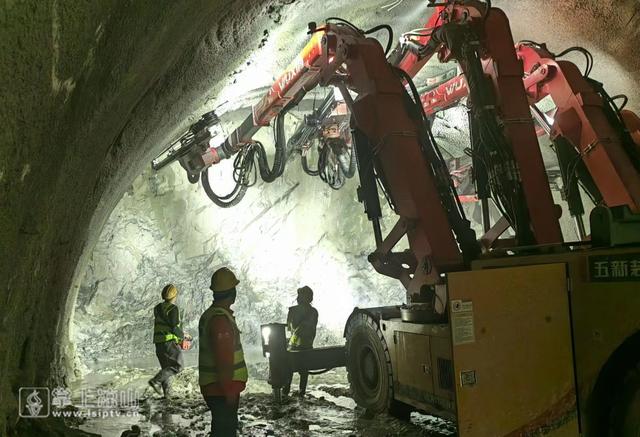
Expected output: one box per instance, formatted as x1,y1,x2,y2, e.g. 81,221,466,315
165,2,577,294
517,43,640,213
203,20,478,290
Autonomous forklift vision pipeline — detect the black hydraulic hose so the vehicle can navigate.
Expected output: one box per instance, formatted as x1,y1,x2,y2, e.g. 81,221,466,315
611,94,629,111
393,63,479,257
324,18,393,56
335,144,356,178
518,41,594,78
556,46,593,77
288,94,335,150
302,138,352,187
395,66,465,217
326,17,361,32
288,128,305,150
364,24,394,55
483,0,491,21
201,167,248,208
301,153,320,176
202,104,294,207
430,23,531,245
460,34,535,244
317,145,330,183
255,105,291,182
290,93,336,178
318,144,345,190
589,78,640,173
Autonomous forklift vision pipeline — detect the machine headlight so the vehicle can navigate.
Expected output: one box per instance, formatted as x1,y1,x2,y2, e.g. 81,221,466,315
261,326,271,346
260,322,286,358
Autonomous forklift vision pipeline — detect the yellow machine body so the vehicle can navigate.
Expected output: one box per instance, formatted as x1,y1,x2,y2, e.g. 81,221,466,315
381,246,640,436
449,262,577,436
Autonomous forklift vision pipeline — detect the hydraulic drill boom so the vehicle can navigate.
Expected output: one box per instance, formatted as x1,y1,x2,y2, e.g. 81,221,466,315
163,1,576,293
205,20,480,291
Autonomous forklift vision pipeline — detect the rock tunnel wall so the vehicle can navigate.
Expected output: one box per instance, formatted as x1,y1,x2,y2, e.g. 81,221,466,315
0,0,282,432
72,158,404,372
1,0,640,433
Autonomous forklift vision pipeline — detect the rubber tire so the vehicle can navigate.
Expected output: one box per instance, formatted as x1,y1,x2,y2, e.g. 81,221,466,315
345,311,395,416
608,362,640,437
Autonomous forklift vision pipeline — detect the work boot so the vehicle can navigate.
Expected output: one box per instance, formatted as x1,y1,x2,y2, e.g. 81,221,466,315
299,373,308,398
148,379,162,396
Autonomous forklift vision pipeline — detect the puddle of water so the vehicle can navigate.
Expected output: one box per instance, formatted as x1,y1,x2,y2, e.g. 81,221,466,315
308,389,356,410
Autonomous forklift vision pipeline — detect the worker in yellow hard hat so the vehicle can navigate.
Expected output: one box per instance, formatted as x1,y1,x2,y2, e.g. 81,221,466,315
282,285,318,398
199,267,248,437
149,284,190,399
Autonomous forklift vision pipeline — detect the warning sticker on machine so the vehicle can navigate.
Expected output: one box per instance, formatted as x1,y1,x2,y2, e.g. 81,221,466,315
451,300,475,345
451,300,473,313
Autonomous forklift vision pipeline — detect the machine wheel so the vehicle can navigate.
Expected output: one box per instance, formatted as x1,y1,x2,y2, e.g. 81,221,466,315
345,311,395,416
608,363,640,437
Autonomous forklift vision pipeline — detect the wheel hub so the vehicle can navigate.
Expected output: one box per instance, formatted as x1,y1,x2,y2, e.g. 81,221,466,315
359,346,379,391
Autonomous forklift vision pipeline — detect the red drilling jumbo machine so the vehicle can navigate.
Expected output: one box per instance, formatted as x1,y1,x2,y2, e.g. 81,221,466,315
153,1,640,435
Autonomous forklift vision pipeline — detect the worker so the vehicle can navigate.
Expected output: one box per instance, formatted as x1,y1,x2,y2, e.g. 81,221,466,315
199,267,248,437
119,425,141,437
149,284,188,399
282,285,318,398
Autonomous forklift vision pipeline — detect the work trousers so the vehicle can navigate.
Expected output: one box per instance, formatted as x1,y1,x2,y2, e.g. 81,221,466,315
283,345,311,397
283,371,309,397
204,395,239,437
151,341,184,393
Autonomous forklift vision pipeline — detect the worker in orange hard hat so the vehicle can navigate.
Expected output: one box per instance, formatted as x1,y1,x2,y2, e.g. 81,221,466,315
282,285,318,398
199,267,248,437
149,284,191,399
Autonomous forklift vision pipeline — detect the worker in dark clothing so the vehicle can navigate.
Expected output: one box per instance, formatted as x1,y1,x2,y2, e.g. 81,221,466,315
199,267,248,437
282,285,318,398
119,425,141,437
149,284,189,399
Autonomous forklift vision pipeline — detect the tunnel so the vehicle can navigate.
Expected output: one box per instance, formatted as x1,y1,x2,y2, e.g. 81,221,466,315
2,0,640,436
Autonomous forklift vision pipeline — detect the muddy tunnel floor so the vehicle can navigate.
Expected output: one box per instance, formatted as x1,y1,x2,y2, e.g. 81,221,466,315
50,363,456,437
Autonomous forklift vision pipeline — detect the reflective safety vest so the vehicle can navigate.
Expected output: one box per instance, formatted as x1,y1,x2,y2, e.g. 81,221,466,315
198,306,248,386
288,304,317,349
153,302,181,344
289,321,304,348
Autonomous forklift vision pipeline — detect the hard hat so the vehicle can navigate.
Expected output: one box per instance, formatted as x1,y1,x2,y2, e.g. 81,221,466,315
161,284,178,301
297,285,313,303
210,267,240,293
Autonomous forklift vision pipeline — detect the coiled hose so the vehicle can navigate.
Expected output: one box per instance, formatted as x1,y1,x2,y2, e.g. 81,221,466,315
316,138,356,190
301,152,320,176
201,105,292,207
339,143,356,178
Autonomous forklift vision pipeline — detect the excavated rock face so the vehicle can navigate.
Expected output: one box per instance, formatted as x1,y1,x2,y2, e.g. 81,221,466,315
1,0,639,432
72,162,404,370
